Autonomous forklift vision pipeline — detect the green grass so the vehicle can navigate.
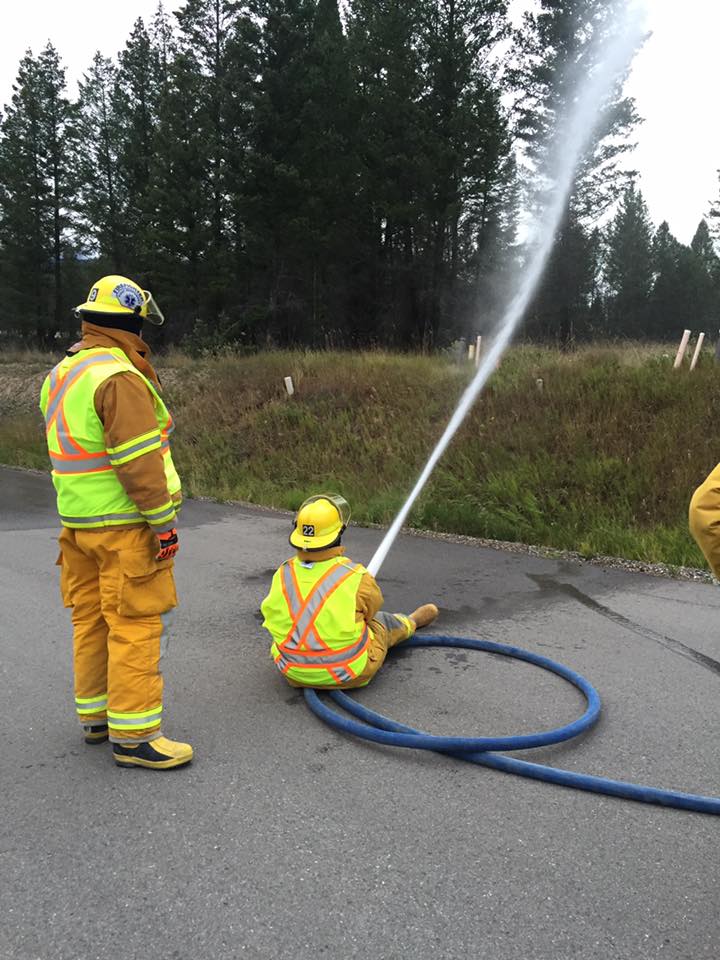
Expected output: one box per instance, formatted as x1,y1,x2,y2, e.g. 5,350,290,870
2,344,717,569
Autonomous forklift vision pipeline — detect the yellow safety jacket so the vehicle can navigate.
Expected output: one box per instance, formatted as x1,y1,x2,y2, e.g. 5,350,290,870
39,347,181,529
261,556,372,686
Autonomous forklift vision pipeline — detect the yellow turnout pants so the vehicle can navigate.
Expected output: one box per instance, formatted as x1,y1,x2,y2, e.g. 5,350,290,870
689,461,720,580
57,526,178,743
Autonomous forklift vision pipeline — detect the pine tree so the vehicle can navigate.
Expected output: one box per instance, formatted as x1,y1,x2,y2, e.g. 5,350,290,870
75,53,126,267
604,183,654,336
174,0,241,316
346,0,429,344
513,0,643,344
690,219,720,331
243,0,319,343
114,9,173,276
0,45,77,342
419,0,513,345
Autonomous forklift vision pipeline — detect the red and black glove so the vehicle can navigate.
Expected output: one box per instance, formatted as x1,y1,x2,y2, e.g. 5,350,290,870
156,528,179,561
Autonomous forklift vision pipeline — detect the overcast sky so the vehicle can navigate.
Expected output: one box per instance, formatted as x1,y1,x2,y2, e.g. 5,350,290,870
0,0,717,245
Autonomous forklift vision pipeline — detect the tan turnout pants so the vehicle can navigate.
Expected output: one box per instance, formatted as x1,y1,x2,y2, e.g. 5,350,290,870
689,462,720,579
287,611,415,689
57,526,177,742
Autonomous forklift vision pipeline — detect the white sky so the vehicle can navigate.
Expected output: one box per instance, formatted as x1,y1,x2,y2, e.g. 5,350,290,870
1,0,718,245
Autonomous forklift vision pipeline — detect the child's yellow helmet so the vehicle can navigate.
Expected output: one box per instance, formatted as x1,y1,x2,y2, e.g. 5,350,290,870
290,494,351,550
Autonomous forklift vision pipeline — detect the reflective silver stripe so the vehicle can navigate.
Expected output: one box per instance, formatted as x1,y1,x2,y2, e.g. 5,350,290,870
281,564,326,651
333,667,354,683
60,510,143,524
44,352,119,424
282,563,325,651
283,562,357,652
142,504,177,523
279,630,369,666
51,453,112,474
108,433,162,463
75,698,108,714
107,711,162,728
275,654,289,672
281,563,302,614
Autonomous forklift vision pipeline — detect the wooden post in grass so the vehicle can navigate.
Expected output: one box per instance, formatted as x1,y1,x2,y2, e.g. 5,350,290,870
475,336,482,369
674,330,691,369
284,376,295,396
690,333,706,371
468,343,475,362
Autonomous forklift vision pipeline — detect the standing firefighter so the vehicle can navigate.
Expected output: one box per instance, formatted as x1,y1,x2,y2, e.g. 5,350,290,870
40,275,192,770
261,494,438,688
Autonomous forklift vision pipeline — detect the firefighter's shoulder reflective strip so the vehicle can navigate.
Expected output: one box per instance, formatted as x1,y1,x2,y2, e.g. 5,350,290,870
107,706,163,730
107,428,163,466
75,693,108,716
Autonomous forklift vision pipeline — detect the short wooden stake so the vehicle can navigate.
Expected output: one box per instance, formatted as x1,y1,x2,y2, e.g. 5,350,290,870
475,336,482,369
284,376,295,396
674,330,691,369
468,343,475,361
536,378,544,393
690,333,706,371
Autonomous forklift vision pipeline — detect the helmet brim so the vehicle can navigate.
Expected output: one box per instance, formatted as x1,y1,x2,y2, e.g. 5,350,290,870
75,300,136,315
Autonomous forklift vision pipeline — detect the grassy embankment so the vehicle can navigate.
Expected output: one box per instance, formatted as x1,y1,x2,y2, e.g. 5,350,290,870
1,344,718,569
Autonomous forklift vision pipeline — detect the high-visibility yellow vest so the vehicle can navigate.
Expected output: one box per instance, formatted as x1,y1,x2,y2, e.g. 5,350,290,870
261,556,371,686
39,347,181,529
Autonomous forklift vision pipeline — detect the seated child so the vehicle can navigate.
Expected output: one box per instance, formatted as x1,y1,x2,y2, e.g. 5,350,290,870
261,493,438,688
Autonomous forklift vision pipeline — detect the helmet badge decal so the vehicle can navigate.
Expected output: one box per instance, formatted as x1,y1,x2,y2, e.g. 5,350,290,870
88,287,99,302
302,525,315,536
112,282,144,311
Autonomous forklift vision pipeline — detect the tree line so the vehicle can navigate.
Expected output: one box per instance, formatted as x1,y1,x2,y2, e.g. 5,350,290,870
0,0,717,350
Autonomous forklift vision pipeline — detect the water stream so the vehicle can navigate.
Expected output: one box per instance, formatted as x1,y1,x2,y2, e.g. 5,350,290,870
367,1,647,577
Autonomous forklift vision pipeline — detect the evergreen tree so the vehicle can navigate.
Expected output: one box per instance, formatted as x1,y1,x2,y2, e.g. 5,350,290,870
243,0,319,343
647,221,718,340
513,0,643,344
418,0,512,346
75,53,126,267
604,182,654,336
0,45,77,342
346,0,429,344
347,0,514,346
114,14,169,276
174,0,241,318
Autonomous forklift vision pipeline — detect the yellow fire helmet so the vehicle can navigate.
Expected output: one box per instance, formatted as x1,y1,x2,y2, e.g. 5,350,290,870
289,494,351,550
75,274,165,326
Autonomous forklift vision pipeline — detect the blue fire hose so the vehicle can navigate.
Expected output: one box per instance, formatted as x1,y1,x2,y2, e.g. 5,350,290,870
303,635,720,816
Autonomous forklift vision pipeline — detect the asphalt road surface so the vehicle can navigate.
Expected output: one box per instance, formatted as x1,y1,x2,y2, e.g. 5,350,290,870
1,465,719,960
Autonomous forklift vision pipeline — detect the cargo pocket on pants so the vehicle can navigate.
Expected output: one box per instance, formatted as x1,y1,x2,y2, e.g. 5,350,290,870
56,551,74,608
117,549,178,618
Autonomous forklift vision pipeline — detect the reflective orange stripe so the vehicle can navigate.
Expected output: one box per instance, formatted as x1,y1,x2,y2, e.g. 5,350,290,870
293,565,357,653
279,562,346,652
45,357,119,433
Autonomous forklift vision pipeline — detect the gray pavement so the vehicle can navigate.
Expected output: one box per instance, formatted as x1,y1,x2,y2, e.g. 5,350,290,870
1,465,719,960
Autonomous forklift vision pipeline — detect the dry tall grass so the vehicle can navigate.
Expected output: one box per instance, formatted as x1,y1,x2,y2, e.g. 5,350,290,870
1,342,717,567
